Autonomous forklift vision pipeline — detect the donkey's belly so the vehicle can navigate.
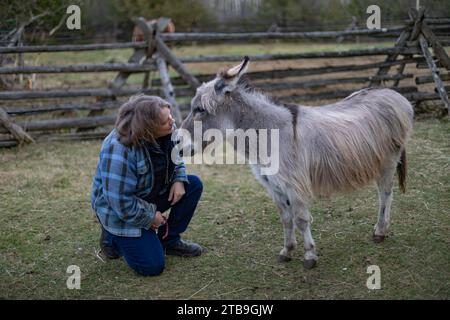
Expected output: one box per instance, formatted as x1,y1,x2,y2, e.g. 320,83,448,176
310,148,384,196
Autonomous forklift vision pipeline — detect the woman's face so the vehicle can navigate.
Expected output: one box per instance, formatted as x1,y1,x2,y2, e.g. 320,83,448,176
154,107,174,138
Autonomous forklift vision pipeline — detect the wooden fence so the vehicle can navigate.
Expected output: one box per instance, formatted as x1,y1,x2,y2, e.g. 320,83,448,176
0,8,449,147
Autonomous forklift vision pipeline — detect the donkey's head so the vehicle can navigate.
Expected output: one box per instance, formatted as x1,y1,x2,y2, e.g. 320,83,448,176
179,57,250,154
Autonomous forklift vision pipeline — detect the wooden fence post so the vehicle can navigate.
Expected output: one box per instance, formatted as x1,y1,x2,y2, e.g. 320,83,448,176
369,30,411,87
133,17,183,124
391,7,425,87
156,54,182,124
419,35,450,117
0,107,34,144
132,17,157,90
154,34,200,89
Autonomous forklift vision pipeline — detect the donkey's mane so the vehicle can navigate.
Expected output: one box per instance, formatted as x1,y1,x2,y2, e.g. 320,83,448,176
234,79,300,139
235,75,254,93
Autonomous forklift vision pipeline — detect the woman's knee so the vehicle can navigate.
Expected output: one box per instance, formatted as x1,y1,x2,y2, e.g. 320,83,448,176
133,261,165,277
187,175,203,193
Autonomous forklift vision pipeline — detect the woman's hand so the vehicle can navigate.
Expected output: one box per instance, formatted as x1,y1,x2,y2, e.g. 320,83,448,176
168,181,185,205
150,211,165,230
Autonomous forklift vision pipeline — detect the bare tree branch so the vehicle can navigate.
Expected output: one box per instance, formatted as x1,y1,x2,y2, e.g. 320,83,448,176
49,13,68,36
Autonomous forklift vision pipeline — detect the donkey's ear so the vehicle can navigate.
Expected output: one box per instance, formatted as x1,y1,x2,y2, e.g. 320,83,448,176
224,56,249,81
216,56,250,94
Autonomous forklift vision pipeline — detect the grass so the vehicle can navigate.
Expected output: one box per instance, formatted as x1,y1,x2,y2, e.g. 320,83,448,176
0,118,449,299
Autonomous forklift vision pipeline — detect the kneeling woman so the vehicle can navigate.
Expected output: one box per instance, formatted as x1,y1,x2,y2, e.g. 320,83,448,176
91,95,203,276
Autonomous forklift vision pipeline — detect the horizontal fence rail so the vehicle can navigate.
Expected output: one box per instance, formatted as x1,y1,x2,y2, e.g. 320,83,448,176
0,114,116,134
0,63,156,74
159,28,405,42
0,42,147,54
178,47,421,63
0,28,408,54
3,100,125,115
0,48,422,76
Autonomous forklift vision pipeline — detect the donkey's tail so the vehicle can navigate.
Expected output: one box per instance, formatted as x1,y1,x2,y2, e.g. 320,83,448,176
397,149,407,193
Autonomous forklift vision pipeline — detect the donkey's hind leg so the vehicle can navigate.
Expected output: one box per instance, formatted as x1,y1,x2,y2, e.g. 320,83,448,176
373,162,397,243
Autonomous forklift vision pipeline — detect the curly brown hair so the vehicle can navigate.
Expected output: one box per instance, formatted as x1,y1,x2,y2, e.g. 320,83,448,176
115,95,170,147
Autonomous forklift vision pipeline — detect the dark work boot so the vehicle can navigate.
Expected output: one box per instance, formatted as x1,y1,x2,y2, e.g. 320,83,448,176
99,228,120,259
165,239,203,257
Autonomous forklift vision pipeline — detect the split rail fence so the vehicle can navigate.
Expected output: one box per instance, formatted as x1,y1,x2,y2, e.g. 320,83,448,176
0,8,449,147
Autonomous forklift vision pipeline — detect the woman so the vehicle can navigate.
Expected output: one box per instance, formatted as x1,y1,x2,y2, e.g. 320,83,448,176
91,95,203,276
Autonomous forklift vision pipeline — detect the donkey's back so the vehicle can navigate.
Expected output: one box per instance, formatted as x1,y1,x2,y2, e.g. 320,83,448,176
297,88,414,197
303,88,413,128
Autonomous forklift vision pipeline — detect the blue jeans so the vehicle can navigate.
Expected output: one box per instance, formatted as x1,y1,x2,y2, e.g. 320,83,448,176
103,175,203,276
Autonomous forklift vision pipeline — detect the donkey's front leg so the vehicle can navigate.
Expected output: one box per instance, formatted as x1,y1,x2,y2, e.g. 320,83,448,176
293,205,318,269
254,169,297,263
277,206,297,262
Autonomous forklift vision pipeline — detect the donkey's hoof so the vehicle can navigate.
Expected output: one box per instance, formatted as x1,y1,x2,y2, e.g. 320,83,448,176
278,254,292,262
303,259,317,270
372,234,385,243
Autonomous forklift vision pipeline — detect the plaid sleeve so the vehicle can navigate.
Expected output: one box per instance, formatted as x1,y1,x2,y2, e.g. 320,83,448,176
100,143,155,229
173,155,188,183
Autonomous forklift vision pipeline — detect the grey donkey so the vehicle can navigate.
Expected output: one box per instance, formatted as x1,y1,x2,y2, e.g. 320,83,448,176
179,57,414,269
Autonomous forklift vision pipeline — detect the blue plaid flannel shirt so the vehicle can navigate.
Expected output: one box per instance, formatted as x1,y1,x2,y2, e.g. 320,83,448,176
91,129,188,237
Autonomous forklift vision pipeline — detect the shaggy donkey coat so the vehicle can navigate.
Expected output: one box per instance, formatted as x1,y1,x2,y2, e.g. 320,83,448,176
180,57,414,269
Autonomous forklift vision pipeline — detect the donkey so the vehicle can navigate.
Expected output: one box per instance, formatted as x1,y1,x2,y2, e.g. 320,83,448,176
179,57,414,269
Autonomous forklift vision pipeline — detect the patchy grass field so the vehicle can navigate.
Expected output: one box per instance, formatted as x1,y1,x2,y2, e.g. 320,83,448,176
0,118,449,299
